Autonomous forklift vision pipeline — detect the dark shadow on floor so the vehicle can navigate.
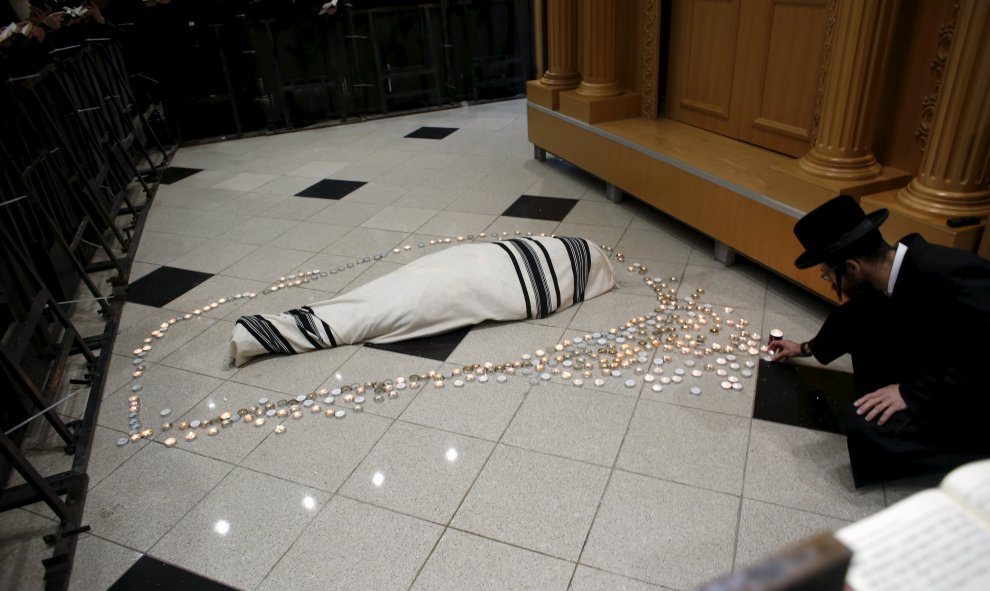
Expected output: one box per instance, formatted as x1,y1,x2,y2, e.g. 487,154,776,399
364,326,472,362
754,360,856,434
109,555,238,591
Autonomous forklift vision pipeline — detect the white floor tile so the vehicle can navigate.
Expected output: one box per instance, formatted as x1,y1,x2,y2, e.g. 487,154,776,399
502,382,635,466
267,221,351,252
240,409,390,492
257,497,443,591
68,534,142,591
252,175,323,196
617,400,750,494
150,468,329,589
256,195,335,221
219,217,300,245
360,205,439,233
133,230,208,265
581,470,739,590
0,511,59,589
399,368,528,441
614,227,695,264
324,227,411,258
289,160,350,178
570,566,671,591
339,421,494,523
164,238,260,274
744,420,885,520
219,246,316,282
734,499,851,569
158,320,240,379
212,172,278,192
83,444,232,551
451,445,609,561
415,211,496,238
411,529,573,591
342,182,411,206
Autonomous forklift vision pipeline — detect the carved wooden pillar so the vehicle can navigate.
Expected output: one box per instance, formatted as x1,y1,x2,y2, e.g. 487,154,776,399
640,0,662,119
576,0,623,97
897,0,990,218
540,0,581,89
798,0,896,180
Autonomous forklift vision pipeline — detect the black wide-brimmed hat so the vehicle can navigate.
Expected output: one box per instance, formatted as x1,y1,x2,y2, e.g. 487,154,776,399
793,195,888,269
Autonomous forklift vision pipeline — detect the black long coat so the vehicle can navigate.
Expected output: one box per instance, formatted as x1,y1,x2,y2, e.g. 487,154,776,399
809,234,990,486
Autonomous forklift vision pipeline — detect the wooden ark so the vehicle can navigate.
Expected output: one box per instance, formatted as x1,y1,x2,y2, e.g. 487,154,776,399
527,0,990,300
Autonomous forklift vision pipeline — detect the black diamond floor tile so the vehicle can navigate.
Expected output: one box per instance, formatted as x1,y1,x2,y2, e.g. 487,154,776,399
295,179,367,199
365,326,472,362
502,195,579,222
159,167,203,185
110,555,238,591
405,126,458,140
753,360,856,434
126,266,214,308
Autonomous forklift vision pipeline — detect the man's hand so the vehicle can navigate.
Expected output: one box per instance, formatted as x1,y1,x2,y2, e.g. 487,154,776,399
769,338,802,362
41,11,65,30
85,4,105,25
854,384,906,426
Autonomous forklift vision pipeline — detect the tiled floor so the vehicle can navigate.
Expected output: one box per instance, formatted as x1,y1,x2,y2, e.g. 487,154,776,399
0,99,928,591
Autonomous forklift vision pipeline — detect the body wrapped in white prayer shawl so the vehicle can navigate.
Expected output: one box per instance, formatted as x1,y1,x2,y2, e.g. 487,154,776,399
227,236,615,367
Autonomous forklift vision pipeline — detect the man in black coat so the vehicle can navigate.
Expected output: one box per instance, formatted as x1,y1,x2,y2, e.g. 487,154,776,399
770,195,990,488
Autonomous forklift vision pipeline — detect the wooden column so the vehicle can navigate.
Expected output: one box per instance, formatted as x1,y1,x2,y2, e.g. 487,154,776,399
897,0,990,218
640,0,662,120
798,0,896,180
539,0,581,89
576,0,622,97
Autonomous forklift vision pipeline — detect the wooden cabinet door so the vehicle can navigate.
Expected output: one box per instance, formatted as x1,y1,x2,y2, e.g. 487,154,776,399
666,0,828,157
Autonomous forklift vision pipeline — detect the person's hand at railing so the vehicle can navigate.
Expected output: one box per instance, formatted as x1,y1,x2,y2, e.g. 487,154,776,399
84,3,105,25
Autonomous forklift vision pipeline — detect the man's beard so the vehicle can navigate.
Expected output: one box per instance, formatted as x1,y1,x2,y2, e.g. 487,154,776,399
835,277,880,301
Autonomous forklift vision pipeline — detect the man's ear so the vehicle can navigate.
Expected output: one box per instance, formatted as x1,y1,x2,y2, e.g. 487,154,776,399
843,259,862,276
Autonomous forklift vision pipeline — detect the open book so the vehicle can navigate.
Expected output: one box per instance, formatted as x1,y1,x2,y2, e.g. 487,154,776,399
836,460,990,591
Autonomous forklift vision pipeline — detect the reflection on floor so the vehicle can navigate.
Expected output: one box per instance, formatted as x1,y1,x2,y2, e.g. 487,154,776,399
1,99,922,591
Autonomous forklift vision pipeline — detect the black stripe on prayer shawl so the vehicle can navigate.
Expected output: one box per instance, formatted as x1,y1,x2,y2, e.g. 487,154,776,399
285,308,330,350
523,237,562,312
506,238,552,318
493,241,533,319
555,236,591,303
302,305,337,347
236,315,297,355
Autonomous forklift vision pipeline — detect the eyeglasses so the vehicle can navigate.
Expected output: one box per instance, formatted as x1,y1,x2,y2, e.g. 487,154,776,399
820,263,844,282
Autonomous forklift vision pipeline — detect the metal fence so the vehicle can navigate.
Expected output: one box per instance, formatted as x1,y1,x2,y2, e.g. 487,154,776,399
0,34,173,590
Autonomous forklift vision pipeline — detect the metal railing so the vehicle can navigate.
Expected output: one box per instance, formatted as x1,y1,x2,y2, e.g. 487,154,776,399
0,35,174,591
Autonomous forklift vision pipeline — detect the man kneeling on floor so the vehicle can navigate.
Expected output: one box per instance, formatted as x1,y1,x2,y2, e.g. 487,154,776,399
770,195,990,488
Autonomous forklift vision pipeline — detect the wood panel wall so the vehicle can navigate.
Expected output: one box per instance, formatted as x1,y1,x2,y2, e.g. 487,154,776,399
664,0,827,157
873,0,957,175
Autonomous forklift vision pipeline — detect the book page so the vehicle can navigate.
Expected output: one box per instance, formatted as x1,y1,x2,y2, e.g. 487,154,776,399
941,459,990,521
836,489,990,591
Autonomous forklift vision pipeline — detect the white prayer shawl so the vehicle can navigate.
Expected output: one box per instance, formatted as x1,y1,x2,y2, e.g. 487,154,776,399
227,236,615,367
